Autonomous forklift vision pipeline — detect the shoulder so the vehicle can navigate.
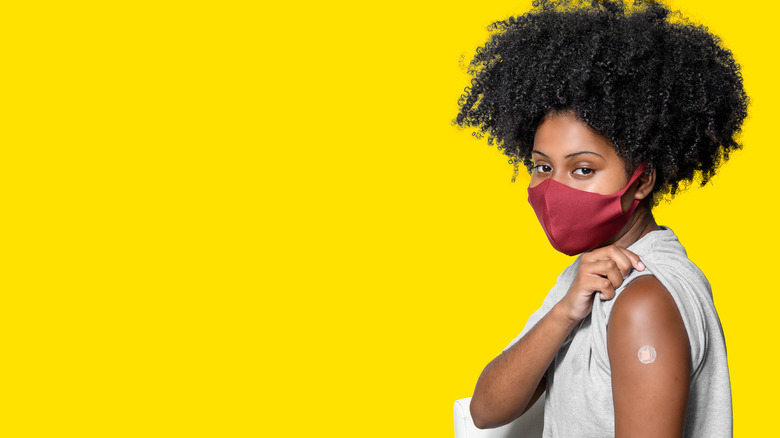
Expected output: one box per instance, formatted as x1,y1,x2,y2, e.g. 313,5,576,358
609,275,686,332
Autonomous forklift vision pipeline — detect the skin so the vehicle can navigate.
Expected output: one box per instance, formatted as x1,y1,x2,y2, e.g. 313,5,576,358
469,112,691,437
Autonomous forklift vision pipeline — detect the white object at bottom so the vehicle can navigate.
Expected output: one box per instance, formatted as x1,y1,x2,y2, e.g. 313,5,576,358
454,395,545,438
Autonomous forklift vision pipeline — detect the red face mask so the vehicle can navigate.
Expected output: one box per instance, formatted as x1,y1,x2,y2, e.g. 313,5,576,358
527,163,647,256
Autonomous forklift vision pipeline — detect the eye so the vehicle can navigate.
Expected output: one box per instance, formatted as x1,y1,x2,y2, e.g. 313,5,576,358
533,164,552,174
573,167,594,176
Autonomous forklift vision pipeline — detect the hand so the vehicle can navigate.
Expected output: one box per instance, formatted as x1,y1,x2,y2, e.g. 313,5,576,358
557,245,645,323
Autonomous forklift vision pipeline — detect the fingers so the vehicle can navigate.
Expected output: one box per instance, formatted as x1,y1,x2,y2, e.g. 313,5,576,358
582,259,623,287
583,245,645,277
581,260,621,300
579,245,647,301
615,246,645,272
595,276,616,301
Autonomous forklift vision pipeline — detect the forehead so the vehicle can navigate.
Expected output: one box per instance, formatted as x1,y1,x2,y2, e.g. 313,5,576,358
533,114,619,159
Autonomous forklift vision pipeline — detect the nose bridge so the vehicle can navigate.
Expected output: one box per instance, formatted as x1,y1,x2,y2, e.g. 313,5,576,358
530,166,567,189
550,168,568,186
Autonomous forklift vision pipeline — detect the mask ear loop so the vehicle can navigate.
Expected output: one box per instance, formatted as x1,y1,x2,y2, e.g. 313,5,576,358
616,162,648,197
630,162,654,198
639,163,657,207
613,162,649,214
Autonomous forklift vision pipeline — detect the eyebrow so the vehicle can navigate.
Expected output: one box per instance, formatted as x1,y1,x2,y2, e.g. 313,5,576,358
531,150,605,159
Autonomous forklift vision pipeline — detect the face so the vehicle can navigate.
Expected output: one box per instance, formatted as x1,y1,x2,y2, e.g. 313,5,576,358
530,112,631,195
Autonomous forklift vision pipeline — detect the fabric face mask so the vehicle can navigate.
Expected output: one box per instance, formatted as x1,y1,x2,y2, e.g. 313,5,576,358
527,163,647,256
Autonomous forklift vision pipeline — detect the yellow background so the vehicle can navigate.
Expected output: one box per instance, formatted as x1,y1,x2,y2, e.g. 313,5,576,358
3,0,776,436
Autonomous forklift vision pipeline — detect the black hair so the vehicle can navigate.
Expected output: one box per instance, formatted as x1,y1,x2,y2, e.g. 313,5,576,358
454,0,748,204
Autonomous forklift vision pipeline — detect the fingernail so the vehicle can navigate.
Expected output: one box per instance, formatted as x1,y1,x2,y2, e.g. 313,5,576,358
637,261,645,270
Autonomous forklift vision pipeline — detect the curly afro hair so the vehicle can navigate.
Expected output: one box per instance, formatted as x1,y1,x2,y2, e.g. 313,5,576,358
454,0,748,204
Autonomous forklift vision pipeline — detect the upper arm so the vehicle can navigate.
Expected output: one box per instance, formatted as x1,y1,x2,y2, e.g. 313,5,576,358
607,275,690,438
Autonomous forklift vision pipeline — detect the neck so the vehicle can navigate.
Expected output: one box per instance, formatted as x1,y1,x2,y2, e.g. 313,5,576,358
602,203,660,249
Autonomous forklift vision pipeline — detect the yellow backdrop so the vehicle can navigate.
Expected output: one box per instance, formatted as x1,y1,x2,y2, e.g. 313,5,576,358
4,0,776,436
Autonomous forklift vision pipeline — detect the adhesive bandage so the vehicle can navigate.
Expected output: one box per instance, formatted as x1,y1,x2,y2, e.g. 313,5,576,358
637,345,657,364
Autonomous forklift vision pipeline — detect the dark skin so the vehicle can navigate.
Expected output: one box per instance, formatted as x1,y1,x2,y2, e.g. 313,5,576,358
470,112,690,437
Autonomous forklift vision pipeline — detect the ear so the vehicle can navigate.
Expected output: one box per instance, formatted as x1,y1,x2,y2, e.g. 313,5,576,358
633,167,656,201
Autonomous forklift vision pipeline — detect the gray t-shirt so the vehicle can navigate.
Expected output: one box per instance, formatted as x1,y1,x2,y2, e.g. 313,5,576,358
504,226,732,437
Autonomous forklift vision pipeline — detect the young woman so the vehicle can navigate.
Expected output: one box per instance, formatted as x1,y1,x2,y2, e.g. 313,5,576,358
454,1,747,436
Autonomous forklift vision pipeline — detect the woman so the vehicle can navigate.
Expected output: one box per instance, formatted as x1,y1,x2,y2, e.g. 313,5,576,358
454,1,747,436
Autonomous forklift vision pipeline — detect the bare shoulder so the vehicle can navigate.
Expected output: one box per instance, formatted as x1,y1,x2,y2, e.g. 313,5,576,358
609,275,686,332
608,275,690,360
